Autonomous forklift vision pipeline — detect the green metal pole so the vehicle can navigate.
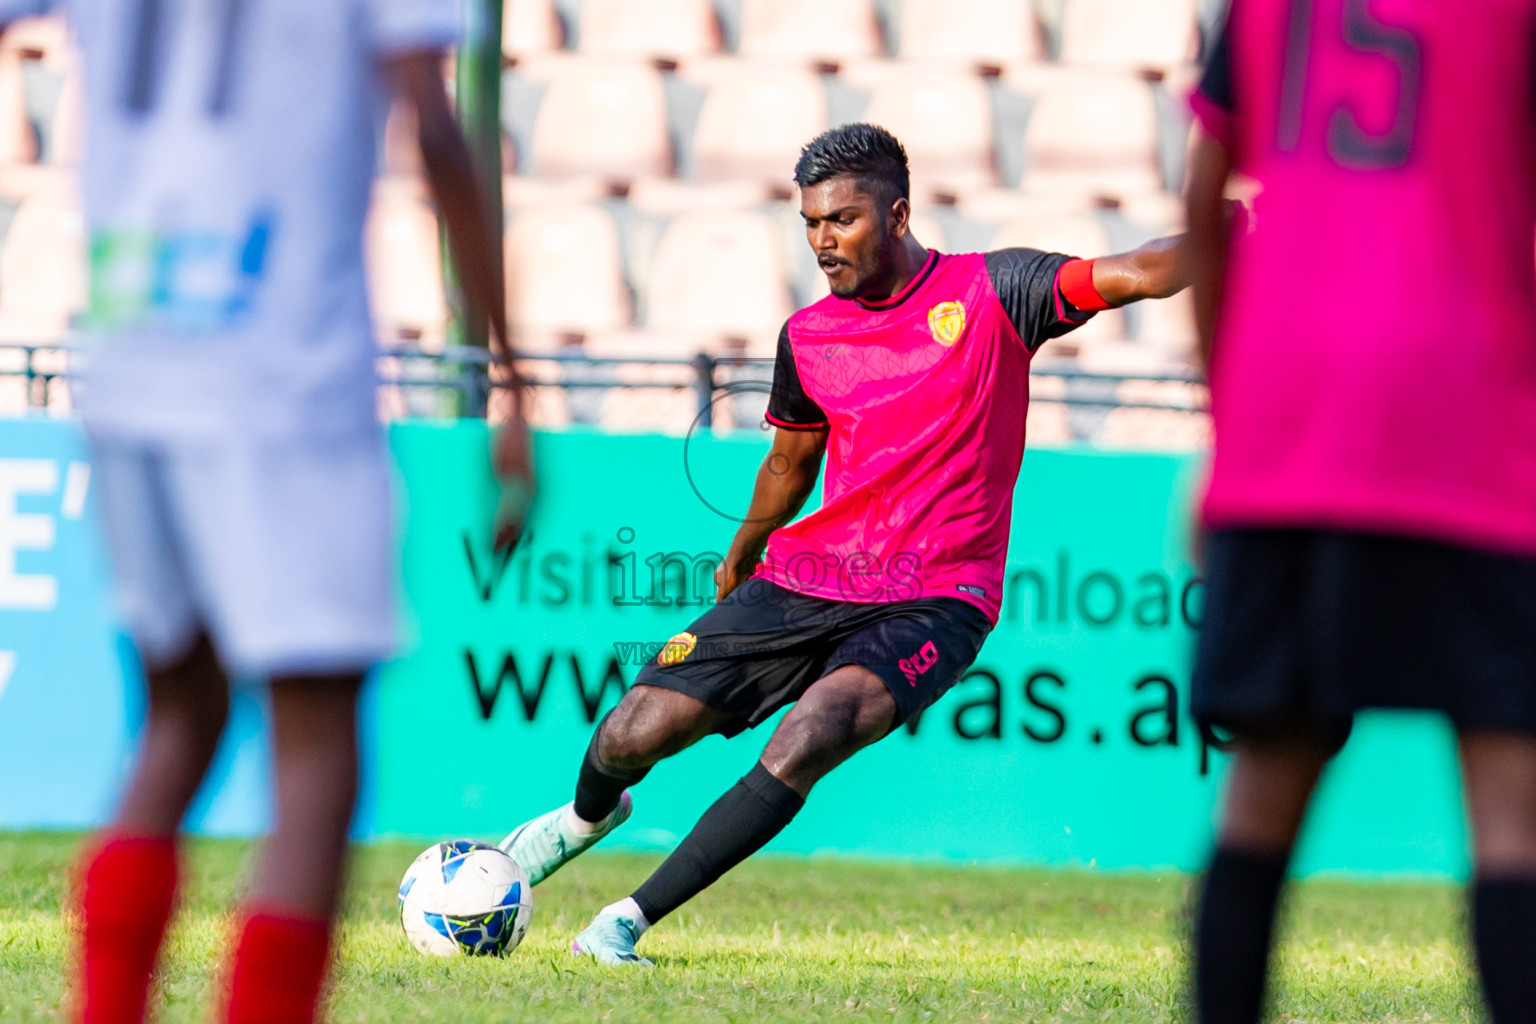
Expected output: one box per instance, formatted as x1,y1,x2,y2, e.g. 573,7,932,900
445,0,504,364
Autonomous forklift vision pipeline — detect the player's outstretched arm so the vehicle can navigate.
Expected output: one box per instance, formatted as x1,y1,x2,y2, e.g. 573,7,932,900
1085,233,1191,308
384,50,533,551
1185,128,1235,373
714,427,829,600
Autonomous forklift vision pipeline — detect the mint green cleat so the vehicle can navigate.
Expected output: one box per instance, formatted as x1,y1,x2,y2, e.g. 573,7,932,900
571,907,653,967
498,791,633,886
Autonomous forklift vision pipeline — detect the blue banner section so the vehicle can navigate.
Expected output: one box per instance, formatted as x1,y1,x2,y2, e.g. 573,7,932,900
0,419,281,836
0,418,1470,877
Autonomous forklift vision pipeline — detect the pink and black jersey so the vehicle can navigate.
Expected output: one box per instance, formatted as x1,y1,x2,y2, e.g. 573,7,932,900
1193,0,1536,554
758,249,1094,622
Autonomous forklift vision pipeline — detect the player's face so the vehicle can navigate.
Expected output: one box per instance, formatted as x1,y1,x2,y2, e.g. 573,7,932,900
800,177,906,300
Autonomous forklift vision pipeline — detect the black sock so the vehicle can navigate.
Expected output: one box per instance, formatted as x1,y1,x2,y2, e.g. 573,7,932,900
632,763,804,924
572,721,649,824
1472,876,1536,1024
1194,845,1289,1024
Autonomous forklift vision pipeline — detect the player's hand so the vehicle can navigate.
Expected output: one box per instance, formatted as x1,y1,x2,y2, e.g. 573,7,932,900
1223,197,1252,238
492,410,534,551
713,552,759,602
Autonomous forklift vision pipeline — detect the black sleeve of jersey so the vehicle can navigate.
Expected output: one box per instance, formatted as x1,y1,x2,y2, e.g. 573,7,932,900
985,248,1094,352
1199,17,1234,112
765,322,829,430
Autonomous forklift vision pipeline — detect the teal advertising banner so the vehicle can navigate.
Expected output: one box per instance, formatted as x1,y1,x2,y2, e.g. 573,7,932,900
376,423,1468,878
0,418,1470,876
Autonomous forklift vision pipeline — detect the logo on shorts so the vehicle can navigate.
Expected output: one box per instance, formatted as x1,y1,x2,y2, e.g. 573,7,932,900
657,631,698,666
898,640,940,686
927,301,966,346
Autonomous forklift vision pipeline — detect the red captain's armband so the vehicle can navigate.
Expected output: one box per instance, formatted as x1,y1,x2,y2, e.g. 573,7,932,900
1058,258,1112,313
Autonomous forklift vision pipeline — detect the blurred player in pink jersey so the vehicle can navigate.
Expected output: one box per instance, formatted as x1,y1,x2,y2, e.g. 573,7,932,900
495,123,1194,966
0,1,530,1021
1186,2,1536,1022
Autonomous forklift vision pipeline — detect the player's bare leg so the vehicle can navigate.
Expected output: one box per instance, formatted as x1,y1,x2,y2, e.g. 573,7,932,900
74,634,229,1024
502,685,732,887
114,635,232,836
223,673,363,1024
755,666,897,795
1458,730,1536,1024
1194,728,1339,1024
504,686,732,878
574,667,894,966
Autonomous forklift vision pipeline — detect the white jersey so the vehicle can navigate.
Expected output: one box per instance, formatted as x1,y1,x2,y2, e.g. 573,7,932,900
2,0,459,439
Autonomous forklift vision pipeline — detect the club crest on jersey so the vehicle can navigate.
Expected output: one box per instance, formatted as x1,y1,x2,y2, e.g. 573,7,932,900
657,631,698,666
927,301,966,346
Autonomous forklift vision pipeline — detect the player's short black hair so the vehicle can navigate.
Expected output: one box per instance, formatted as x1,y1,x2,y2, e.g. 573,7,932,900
793,123,910,207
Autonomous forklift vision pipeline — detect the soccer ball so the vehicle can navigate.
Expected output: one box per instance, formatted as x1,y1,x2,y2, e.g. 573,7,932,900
397,839,532,956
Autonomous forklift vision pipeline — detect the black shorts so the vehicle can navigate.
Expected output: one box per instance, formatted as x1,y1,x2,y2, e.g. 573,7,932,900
632,578,993,737
1193,528,1536,738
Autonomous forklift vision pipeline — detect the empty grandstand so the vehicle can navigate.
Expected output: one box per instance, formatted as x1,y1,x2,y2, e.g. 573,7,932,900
0,0,1218,445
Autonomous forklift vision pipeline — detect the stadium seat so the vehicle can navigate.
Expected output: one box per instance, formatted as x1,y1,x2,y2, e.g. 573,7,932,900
737,0,883,62
863,69,996,196
992,213,1123,343
646,208,792,351
503,0,564,57
1135,291,1198,359
1021,72,1161,197
625,177,775,215
957,186,1094,225
907,212,949,254
693,65,827,183
1058,0,1200,68
1118,191,1184,231
502,174,610,208
991,211,1109,261
0,49,36,166
505,202,631,337
0,15,70,68
897,0,1043,65
577,0,719,58
0,177,85,339
364,180,448,348
529,59,671,178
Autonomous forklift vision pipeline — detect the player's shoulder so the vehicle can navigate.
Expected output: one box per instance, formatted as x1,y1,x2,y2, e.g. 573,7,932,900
981,247,1075,288
786,292,850,337
982,246,1060,269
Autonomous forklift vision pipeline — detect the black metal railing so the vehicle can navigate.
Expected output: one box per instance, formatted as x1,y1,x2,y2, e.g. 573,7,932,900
1,342,1209,428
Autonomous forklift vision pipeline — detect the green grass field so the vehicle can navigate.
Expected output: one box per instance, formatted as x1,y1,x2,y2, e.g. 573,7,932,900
0,833,1478,1023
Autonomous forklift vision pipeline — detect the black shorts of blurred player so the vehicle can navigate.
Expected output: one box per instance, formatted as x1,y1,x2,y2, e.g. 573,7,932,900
1191,528,1536,1023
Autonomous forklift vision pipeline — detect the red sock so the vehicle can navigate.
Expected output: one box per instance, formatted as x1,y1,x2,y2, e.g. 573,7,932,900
224,910,333,1024
73,834,180,1024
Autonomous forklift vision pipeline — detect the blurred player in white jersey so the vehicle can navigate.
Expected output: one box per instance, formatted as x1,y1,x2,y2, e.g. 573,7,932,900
0,1,530,1021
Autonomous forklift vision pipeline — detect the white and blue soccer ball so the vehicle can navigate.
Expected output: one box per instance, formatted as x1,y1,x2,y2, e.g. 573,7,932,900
397,840,532,957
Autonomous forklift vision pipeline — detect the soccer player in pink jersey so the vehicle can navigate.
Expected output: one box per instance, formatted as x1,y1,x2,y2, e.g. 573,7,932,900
499,123,1192,966
1186,3,1536,1022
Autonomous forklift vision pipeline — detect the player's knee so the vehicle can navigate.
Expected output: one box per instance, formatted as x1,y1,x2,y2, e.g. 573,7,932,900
770,699,868,777
597,690,692,770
